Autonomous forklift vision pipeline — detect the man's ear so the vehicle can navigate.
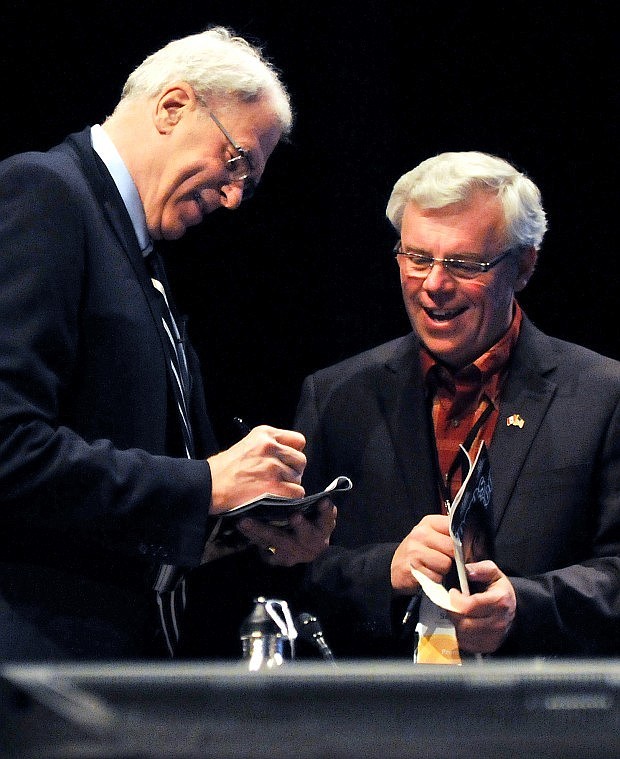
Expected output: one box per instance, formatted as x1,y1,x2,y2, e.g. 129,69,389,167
153,82,196,134
514,245,538,292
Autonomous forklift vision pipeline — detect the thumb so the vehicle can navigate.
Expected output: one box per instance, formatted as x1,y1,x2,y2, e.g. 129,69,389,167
465,559,503,585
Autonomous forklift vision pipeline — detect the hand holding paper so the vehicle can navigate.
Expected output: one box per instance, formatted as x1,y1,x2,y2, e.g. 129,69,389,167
445,561,517,654
391,514,453,593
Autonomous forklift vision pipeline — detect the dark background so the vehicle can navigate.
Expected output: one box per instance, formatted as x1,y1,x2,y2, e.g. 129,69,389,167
1,1,617,445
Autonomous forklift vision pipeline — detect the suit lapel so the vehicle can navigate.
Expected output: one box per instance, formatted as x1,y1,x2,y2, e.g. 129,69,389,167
75,136,178,384
379,335,439,516
63,130,145,265
61,130,205,449
490,317,559,529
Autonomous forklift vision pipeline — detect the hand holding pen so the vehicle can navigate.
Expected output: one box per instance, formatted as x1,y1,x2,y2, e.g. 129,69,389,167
212,416,336,566
232,416,251,436
207,420,307,515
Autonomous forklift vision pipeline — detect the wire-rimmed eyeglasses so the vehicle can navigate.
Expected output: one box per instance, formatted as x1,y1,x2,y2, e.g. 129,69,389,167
209,112,256,201
394,241,516,281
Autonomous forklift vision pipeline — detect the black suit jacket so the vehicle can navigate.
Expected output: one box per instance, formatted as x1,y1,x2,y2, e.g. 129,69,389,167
294,316,620,657
0,129,220,659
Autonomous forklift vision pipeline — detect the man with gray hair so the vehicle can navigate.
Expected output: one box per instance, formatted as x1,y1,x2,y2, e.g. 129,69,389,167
0,27,335,660
295,151,620,659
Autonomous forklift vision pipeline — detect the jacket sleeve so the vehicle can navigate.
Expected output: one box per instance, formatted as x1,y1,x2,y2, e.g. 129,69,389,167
0,154,212,568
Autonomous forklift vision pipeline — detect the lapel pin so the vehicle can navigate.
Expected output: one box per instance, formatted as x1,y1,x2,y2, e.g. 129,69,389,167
506,414,525,428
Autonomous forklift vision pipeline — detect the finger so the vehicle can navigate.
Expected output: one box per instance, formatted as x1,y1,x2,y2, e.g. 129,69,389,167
245,427,307,479
448,581,515,622
313,499,337,534
276,458,307,483
258,460,306,493
453,608,514,649
404,518,453,558
268,480,305,498
256,425,306,451
407,537,454,572
287,503,336,543
236,522,289,565
273,428,306,451
417,513,451,535
447,592,491,618
246,516,329,567
412,558,451,585
288,498,335,528
237,517,284,546
465,560,502,585
274,445,307,475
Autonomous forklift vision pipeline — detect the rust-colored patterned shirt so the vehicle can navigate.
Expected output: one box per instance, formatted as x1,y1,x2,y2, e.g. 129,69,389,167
420,304,523,508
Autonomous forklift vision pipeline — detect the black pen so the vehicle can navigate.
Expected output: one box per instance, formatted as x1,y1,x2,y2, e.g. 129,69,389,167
233,416,251,436
402,591,421,626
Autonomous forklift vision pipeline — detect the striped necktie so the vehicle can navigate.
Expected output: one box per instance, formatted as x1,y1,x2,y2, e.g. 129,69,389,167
145,249,193,656
146,250,195,459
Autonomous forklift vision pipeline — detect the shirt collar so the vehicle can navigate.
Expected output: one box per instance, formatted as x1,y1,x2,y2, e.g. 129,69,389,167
90,124,152,255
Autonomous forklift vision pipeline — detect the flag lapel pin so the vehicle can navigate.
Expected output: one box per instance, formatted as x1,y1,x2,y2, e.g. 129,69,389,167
506,414,525,428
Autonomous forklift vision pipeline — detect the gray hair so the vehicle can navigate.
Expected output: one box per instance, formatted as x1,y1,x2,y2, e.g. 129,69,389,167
118,26,293,135
386,151,547,250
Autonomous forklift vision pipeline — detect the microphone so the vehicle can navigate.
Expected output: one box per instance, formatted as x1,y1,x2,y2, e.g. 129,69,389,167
296,612,336,665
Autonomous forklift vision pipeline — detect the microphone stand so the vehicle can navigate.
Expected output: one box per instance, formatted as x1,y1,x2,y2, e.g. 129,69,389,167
296,612,337,666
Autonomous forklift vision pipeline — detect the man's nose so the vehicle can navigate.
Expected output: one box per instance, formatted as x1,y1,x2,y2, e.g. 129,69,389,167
422,260,455,291
220,182,244,210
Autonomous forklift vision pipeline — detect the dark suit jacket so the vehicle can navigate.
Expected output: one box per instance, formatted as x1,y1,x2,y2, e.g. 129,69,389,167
294,316,620,657
0,129,220,660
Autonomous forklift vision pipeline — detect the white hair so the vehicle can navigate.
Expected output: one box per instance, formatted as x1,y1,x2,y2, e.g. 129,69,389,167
386,151,547,249
118,26,292,134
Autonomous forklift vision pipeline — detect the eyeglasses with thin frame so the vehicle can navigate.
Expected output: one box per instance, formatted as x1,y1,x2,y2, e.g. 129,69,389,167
394,241,517,281
209,112,256,200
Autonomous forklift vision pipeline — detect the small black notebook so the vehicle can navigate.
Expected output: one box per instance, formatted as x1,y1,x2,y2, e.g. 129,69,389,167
204,476,353,554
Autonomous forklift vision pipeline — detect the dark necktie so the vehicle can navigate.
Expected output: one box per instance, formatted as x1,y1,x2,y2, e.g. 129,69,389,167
146,250,195,459
145,248,193,656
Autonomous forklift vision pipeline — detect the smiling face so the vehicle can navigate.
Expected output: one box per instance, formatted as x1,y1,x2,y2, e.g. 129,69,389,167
398,192,536,369
142,88,283,240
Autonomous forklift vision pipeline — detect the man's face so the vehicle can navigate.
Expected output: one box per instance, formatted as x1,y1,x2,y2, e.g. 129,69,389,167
146,95,282,240
398,192,534,369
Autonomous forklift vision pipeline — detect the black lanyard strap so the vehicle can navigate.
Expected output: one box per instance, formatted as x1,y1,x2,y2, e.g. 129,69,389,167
440,395,494,506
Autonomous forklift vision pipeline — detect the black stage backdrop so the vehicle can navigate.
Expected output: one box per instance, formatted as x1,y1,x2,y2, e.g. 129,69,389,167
1,1,617,445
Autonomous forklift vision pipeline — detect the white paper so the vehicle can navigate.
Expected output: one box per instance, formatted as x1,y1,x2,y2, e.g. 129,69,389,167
410,567,460,612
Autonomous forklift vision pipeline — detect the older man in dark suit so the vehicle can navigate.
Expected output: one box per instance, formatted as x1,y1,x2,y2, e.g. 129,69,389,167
295,151,620,660
0,27,334,661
